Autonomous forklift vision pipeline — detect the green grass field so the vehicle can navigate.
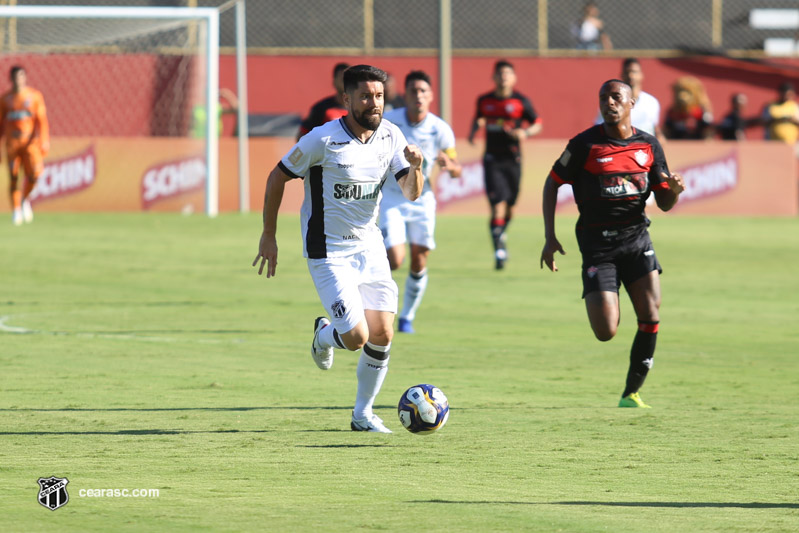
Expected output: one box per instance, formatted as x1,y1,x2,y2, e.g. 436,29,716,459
1,212,798,532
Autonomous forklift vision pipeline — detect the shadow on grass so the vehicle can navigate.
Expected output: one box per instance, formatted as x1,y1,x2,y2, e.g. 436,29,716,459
410,499,799,509
0,429,272,436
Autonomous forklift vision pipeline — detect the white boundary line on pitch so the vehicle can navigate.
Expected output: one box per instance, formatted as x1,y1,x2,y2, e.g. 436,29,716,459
0,315,239,345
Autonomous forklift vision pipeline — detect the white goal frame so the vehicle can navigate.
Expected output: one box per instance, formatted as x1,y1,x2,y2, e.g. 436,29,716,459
0,4,249,217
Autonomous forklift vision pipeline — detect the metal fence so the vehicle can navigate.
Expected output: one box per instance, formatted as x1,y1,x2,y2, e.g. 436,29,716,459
6,0,799,56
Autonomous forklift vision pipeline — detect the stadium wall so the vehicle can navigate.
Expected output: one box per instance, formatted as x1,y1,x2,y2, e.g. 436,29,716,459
5,54,798,140
1,137,793,216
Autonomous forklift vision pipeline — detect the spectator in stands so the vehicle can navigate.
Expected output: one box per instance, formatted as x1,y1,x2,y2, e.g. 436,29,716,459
664,76,713,140
574,2,612,51
383,73,405,112
296,62,350,140
717,92,754,141
761,82,799,144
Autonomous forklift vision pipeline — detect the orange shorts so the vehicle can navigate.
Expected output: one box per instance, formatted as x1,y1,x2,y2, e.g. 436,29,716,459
7,144,44,180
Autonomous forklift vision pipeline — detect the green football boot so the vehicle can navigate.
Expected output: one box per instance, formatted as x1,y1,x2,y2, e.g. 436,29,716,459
618,392,652,408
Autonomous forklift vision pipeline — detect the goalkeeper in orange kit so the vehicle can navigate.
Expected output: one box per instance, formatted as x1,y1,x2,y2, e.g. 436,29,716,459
1,65,49,226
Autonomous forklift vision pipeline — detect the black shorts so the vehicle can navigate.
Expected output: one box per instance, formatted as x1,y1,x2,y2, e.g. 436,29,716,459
578,228,662,298
483,154,521,206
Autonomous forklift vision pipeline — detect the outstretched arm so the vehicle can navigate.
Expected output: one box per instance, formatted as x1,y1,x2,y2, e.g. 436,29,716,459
253,165,293,278
540,176,566,272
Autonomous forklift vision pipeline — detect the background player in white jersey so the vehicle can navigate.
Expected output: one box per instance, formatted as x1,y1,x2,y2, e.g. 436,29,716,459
253,65,424,433
380,70,461,334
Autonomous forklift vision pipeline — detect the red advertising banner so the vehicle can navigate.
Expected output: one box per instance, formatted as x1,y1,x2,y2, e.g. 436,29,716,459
0,138,795,216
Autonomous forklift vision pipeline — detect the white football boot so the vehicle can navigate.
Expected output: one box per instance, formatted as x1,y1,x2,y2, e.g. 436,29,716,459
350,412,392,433
12,208,23,226
311,316,334,370
21,200,33,223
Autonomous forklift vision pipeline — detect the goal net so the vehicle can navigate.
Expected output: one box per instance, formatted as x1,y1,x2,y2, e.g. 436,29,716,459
0,5,227,216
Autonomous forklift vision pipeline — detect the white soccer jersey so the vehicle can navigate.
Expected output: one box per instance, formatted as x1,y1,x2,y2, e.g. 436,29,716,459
594,90,661,136
279,118,410,258
380,108,456,201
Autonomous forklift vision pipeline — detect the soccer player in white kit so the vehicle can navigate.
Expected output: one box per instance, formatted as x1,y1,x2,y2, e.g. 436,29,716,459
253,65,424,433
380,71,461,334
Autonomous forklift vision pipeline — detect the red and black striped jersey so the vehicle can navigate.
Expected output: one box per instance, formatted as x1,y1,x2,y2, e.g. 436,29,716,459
549,125,671,231
298,95,348,138
473,90,539,158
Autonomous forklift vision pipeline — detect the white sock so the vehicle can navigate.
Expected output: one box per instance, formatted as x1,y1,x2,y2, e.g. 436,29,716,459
317,322,346,350
353,342,390,420
400,269,428,322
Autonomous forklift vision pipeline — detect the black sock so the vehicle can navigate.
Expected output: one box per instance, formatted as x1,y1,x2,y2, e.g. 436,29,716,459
622,321,658,397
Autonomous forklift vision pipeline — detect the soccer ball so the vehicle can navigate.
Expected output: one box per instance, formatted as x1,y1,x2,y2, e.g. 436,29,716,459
397,384,449,434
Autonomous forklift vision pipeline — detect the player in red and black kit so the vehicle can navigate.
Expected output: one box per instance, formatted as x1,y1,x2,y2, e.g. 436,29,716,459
469,60,542,270
296,62,350,140
540,79,685,408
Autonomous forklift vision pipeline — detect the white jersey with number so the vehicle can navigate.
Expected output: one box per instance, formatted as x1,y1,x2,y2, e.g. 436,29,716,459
279,118,410,259
380,108,456,202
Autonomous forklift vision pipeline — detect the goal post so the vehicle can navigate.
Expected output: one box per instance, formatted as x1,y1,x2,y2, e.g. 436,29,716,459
0,4,248,217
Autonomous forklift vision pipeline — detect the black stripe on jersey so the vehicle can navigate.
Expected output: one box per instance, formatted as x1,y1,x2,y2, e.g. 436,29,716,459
278,161,302,180
306,165,327,259
395,167,410,181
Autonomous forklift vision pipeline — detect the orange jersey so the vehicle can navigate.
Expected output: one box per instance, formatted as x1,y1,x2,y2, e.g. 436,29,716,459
0,86,49,153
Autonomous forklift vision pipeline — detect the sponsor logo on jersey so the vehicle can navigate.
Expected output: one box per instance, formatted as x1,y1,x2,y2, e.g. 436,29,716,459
29,145,96,205
337,163,354,169
559,149,571,166
333,182,382,200
634,149,650,166
140,155,206,209
600,173,648,198
596,157,613,163
329,140,350,146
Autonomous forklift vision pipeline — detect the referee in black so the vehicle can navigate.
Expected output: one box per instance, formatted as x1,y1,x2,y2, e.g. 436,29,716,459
469,59,542,270
540,79,685,408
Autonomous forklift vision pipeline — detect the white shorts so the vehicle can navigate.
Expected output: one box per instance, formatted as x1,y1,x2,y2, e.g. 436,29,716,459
307,247,398,333
379,190,436,250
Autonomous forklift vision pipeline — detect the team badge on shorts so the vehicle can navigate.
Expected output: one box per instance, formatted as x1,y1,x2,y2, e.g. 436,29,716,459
587,266,598,278
37,476,69,511
331,299,347,319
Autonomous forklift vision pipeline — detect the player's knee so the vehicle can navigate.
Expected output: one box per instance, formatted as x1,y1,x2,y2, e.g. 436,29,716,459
340,325,369,351
593,324,617,342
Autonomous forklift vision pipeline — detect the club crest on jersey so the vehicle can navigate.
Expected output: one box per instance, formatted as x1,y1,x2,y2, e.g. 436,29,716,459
38,477,69,511
331,299,346,319
634,149,649,166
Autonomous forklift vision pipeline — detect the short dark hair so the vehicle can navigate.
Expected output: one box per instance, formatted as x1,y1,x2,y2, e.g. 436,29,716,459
343,65,388,93
9,65,24,81
333,62,350,78
601,78,632,93
494,59,514,74
622,57,640,70
779,81,795,93
404,70,431,89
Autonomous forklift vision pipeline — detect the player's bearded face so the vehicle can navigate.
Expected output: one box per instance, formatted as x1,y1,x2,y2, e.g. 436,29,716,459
349,81,384,131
